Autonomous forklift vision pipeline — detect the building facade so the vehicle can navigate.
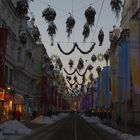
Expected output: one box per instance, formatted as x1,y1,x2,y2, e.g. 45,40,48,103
0,0,44,121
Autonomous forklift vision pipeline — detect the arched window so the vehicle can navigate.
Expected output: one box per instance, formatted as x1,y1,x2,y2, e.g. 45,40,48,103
17,47,22,61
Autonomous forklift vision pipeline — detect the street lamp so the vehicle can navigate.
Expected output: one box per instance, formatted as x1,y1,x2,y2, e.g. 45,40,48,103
7,87,11,91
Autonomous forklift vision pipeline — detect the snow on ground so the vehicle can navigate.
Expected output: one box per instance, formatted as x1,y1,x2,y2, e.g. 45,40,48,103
57,113,69,118
81,114,140,140
31,115,54,124
51,115,61,121
97,123,120,135
81,114,101,124
0,120,31,135
0,130,4,140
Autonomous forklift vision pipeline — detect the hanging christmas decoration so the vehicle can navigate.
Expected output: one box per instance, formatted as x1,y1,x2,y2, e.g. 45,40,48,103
42,6,56,22
63,64,93,77
85,6,96,27
75,84,78,89
98,29,104,46
68,59,74,70
77,58,84,71
77,42,95,54
47,21,57,46
91,54,97,62
16,0,29,17
57,43,76,55
76,69,86,76
32,26,40,41
87,64,93,71
73,75,77,82
70,84,73,88
56,57,63,70
19,31,27,44
82,75,86,84
49,63,54,71
110,0,123,19
66,76,84,86
50,54,58,63
96,66,101,75
104,51,110,65
63,68,77,75
97,53,104,62
66,14,75,38
82,23,90,41
57,42,95,55
66,75,72,81
89,73,94,82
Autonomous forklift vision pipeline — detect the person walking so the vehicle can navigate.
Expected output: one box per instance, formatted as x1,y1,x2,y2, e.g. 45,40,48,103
16,110,21,121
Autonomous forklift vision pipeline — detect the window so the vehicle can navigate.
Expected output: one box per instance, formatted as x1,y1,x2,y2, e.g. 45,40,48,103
17,47,22,61
5,65,8,83
9,69,13,85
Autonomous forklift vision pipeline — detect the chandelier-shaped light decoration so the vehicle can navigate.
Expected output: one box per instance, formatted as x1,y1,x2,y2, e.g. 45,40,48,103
32,26,40,41
16,0,29,17
19,31,27,44
82,23,90,41
110,0,122,19
91,54,97,62
104,50,110,65
47,21,57,46
77,58,84,71
82,75,86,84
49,63,54,71
96,66,101,75
66,15,75,38
42,6,56,22
98,29,104,46
66,75,72,81
89,73,94,82
69,59,74,70
73,75,77,82
85,6,96,27
87,64,93,71
56,57,63,70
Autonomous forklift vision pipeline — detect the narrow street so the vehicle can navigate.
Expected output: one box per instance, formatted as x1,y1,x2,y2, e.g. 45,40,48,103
0,0,140,140
21,114,104,140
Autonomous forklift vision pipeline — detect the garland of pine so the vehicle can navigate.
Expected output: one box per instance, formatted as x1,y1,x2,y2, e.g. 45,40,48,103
63,68,87,76
76,68,87,76
66,77,85,86
57,42,95,55
67,80,76,86
63,68,77,75
77,42,96,54
57,43,76,55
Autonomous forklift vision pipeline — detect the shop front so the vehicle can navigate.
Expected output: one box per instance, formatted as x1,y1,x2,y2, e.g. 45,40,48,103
0,88,13,122
13,94,25,115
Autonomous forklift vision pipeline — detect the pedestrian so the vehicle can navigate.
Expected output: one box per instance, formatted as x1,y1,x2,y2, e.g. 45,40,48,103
32,110,37,119
16,110,21,121
12,110,16,120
